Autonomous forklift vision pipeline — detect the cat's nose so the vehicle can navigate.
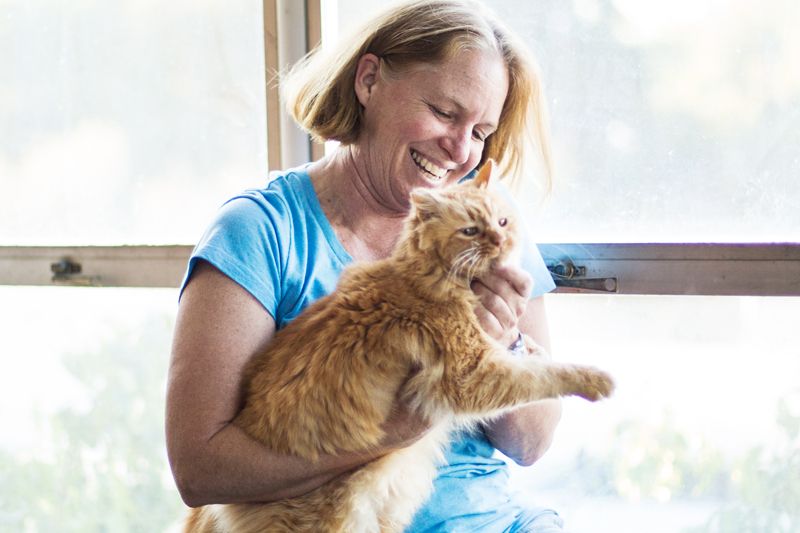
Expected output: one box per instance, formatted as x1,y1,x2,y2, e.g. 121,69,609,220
488,231,504,246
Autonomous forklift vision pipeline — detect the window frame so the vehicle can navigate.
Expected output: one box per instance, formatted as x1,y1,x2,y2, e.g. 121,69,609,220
1,243,798,296
0,0,798,298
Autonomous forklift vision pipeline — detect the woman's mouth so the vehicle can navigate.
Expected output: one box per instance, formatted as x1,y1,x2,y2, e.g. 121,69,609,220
410,149,447,181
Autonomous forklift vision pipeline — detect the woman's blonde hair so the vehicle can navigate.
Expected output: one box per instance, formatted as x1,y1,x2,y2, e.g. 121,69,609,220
282,0,552,188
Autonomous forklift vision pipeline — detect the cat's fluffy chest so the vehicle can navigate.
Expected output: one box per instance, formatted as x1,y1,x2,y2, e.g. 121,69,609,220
337,259,476,318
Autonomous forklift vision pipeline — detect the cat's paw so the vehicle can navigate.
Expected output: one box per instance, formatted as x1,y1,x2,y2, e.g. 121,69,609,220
576,368,615,402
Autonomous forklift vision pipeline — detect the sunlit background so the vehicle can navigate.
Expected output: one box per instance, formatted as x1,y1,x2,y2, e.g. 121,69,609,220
1,0,799,532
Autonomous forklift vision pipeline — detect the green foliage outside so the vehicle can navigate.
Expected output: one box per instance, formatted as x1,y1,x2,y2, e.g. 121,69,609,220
575,397,800,533
0,316,184,532
1,309,797,532
686,398,800,533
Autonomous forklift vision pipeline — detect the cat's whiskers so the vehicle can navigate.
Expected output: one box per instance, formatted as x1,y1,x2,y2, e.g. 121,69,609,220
450,247,475,270
448,246,483,286
464,251,484,285
446,248,475,285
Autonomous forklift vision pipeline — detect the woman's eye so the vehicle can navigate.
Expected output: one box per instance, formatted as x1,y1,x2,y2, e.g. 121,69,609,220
498,218,508,227
472,129,486,142
461,227,479,236
430,105,452,119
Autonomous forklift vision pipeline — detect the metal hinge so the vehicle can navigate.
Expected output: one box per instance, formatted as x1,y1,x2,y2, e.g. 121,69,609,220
547,259,618,293
50,258,102,286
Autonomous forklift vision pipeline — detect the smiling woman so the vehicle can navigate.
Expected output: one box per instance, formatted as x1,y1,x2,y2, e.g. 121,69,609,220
166,3,571,532
342,47,508,201
2,0,799,532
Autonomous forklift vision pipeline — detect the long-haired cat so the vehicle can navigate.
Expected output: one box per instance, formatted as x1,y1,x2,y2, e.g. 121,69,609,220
183,160,614,533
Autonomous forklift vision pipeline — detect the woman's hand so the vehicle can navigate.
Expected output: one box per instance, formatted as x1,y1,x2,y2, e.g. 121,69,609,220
479,295,563,466
471,264,533,346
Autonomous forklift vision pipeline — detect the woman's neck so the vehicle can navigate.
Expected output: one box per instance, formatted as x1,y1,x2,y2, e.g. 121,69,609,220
308,148,407,262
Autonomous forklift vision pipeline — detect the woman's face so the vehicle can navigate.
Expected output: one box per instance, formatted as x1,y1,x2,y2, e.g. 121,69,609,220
353,47,509,211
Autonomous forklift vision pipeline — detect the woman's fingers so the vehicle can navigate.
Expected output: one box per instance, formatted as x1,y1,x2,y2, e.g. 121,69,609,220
471,265,533,346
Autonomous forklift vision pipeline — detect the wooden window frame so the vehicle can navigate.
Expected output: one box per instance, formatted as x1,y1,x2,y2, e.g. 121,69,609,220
1,243,798,296
1,1,798,297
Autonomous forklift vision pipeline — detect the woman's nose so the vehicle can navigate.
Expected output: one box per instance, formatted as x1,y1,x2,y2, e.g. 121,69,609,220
441,126,472,165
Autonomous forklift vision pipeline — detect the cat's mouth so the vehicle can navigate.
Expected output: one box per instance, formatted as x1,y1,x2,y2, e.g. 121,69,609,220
410,149,447,181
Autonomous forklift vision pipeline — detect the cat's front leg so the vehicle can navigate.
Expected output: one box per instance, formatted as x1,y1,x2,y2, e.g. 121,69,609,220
431,347,615,417
521,335,614,401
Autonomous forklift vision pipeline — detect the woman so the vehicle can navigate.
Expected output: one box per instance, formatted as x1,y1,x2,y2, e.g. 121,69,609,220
166,0,564,531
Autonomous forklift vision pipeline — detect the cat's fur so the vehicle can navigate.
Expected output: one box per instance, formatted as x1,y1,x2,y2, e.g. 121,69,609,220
183,160,614,533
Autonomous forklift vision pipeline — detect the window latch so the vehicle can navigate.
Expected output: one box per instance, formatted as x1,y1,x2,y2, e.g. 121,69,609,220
547,260,618,293
51,258,101,286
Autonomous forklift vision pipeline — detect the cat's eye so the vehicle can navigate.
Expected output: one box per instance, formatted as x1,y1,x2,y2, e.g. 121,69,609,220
498,218,508,227
461,227,479,236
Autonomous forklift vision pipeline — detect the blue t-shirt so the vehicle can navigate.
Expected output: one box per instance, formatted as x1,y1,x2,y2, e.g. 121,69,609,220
181,167,557,532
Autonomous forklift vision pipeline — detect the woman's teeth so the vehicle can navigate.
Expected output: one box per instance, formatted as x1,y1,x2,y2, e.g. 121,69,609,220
411,150,447,180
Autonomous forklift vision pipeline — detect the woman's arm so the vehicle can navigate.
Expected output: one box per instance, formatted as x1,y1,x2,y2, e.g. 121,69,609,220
166,261,427,507
471,267,563,466
481,297,562,466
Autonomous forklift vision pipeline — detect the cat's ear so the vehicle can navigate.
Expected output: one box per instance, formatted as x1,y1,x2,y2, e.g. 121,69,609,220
472,159,495,189
410,188,441,221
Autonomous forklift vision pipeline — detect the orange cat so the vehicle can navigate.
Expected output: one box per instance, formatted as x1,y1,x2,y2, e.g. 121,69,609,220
183,160,614,533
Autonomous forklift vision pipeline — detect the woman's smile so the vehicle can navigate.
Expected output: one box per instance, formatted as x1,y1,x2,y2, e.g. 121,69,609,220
410,148,448,181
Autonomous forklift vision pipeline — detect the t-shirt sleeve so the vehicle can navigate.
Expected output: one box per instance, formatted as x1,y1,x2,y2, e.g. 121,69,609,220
522,238,557,299
179,194,287,319
495,183,556,298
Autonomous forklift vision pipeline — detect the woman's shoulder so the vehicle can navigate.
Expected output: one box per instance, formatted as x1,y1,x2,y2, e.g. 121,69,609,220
230,165,314,213
181,165,338,324
207,166,327,243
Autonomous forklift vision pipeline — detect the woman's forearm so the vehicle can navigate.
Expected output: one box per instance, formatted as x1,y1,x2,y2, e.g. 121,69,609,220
482,295,562,465
169,421,378,507
483,399,562,466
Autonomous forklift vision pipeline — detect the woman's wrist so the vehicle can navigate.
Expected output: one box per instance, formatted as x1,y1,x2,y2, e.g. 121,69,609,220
508,330,526,356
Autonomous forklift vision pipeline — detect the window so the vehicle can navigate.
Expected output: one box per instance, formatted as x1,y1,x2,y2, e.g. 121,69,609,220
0,1,266,530
0,286,182,530
335,1,800,531
2,1,798,531
334,0,800,243
0,1,267,246
512,294,800,532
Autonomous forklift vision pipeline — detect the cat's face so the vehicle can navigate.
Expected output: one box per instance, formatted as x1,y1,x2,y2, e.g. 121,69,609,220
409,160,518,281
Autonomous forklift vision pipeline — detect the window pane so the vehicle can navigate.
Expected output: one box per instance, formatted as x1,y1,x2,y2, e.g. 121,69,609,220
0,286,183,531
4,293,797,531
0,1,267,245
509,294,800,532
334,0,800,243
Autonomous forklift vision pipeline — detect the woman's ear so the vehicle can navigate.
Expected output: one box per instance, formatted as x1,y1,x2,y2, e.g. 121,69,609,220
354,53,381,107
